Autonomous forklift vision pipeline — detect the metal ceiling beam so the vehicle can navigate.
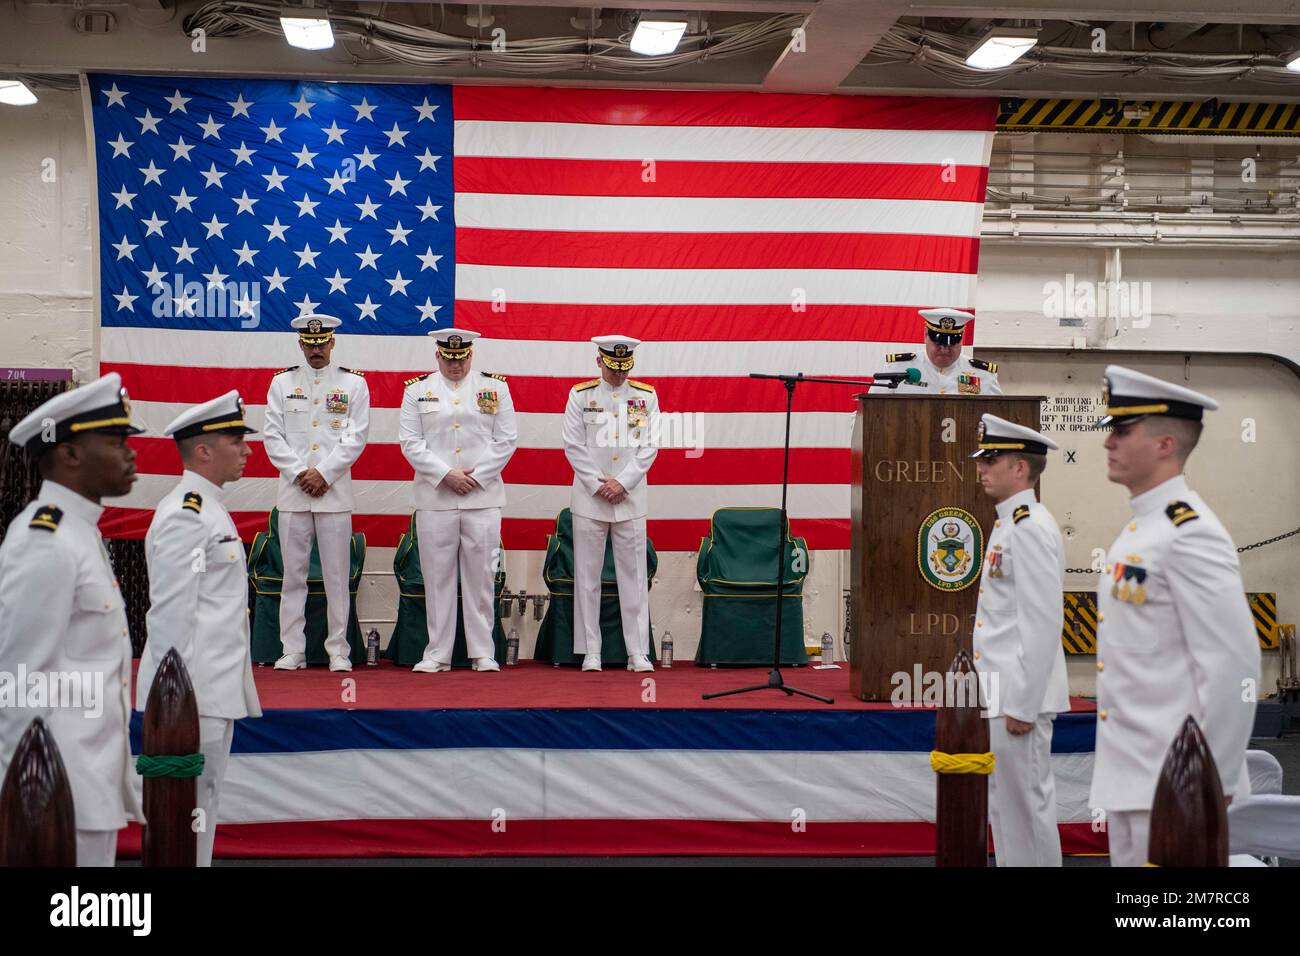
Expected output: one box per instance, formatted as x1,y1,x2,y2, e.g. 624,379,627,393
903,0,1300,26
763,0,909,92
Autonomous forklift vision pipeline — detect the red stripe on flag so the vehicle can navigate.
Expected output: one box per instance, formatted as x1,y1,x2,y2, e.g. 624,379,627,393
117,819,1107,859
130,439,851,486
99,508,850,550
453,86,998,132
454,157,990,203
455,229,981,274
104,364,914,412
452,302,969,344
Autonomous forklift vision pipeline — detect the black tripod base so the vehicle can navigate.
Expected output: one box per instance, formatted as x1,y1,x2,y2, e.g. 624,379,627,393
702,667,834,704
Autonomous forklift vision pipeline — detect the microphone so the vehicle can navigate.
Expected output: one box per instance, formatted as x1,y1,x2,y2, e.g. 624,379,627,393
871,367,921,386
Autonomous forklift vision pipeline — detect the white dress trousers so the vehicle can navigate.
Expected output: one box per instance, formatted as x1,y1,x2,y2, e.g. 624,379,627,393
277,510,353,658
416,508,502,664
196,715,234,867
988,714,1063,867
75,830,119,868
1106,810,1152,867
572,513,650,657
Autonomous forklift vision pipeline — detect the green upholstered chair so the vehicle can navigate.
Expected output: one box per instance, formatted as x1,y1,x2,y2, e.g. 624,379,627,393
694,507,809,666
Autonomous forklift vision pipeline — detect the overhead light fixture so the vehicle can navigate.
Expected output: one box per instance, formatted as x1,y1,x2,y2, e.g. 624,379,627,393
630,14,688,56
1286,49,1300,73
0,80,37,106
965,25,1039,71
280,8,334,51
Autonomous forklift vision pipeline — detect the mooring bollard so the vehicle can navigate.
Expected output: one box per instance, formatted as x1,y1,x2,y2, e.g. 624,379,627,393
932,649,992,867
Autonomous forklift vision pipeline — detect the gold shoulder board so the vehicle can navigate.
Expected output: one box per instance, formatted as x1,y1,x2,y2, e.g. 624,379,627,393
29,505,62,532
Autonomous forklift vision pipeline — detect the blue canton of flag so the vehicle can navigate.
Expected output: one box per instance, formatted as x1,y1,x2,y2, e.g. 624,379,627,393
89,74,454,337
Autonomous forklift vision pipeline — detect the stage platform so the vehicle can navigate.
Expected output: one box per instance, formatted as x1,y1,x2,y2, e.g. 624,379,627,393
120,660,1104,859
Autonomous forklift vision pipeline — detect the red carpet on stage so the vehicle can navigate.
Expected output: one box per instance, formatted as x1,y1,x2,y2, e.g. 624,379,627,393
131,658,1096,714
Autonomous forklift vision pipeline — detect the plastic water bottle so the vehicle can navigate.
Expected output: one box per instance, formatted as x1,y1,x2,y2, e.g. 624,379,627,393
366,629,380,666
506,629,520,666
661,630,673,669
820,631,834,664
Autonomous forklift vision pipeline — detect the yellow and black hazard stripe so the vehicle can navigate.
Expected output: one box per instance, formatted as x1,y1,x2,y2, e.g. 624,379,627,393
1059,590,1278,654
1249,592,1278,650
1061,591,1099,654
998,98,1300,137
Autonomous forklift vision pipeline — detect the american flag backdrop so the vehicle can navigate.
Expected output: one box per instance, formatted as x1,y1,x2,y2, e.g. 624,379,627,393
88,74,996,550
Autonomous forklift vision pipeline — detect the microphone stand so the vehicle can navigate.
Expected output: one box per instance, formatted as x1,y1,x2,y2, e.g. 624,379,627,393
703,372,896,704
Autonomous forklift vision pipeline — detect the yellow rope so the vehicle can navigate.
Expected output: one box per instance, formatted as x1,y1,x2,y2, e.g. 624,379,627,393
930,750,996,775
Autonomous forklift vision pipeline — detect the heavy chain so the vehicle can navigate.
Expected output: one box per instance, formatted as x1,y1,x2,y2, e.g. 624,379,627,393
1066,525,1300,574
1237,527,1300,553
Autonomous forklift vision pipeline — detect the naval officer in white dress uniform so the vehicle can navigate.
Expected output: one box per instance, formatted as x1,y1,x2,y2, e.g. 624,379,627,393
398,329,517,673
136,390,263,867
0,373,146,866
883,308,1002,396
1090,365,1260,866
970,414,1070,866
262,314,371,673
562,335,660,673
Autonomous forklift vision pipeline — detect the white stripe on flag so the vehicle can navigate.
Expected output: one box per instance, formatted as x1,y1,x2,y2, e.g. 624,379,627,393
453,121,993,168
112,473,851,520
146,748,1096,824
454,194,985,237
453,264,978,308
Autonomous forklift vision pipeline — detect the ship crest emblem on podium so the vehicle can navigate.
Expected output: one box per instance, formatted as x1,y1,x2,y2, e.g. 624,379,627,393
918,507,984,592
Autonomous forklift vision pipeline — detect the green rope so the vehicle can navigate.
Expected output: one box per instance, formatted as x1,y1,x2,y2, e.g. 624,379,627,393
135,753,205,779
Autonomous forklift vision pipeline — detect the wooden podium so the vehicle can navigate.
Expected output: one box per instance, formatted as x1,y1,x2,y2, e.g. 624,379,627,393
849,395,1045,701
